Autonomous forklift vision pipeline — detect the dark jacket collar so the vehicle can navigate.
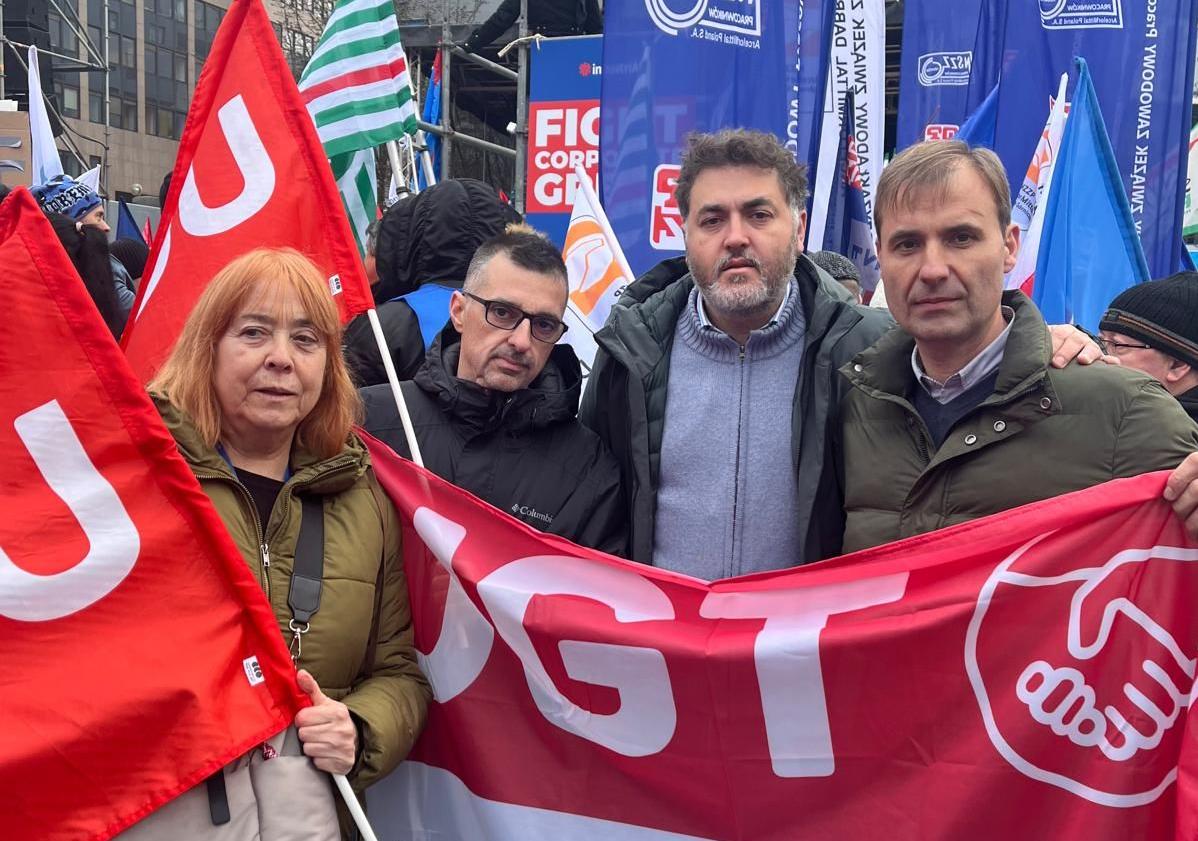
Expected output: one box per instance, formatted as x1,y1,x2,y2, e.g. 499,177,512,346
1177,385,1198,422
597,253,862,377
414,325,583,435
844,291,1054,405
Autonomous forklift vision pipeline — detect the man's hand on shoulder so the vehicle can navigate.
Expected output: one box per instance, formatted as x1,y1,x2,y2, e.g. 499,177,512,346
1047,324,1120,369
1165,453,1198,541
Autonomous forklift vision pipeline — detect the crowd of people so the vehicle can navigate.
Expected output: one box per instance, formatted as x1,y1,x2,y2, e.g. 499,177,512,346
15,127,1198,837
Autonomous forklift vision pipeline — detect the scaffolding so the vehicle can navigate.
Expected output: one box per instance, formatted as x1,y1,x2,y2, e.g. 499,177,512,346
0,0,113,189
401,0,530,210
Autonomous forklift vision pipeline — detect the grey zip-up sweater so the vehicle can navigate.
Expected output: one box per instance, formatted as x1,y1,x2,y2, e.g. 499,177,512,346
654,282,807,578
580,255,895,567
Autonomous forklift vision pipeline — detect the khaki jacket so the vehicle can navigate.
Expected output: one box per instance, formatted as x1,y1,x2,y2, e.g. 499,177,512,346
838,293,1198,553
153,395,430,790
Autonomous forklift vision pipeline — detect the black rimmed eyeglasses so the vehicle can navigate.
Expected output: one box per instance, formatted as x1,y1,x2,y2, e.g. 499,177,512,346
464,293,568,343
1097,335,1154,355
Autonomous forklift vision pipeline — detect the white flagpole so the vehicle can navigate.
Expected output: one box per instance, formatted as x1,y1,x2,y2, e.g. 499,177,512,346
365,306,425,468
333,774,379,841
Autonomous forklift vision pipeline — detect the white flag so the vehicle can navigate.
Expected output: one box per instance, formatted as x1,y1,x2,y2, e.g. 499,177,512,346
807,0,886,247
78,165,101,192
28,46,63,186
1007,73,1070,293
562,165,635,370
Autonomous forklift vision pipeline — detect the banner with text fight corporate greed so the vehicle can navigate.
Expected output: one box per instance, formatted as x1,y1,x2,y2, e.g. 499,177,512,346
525,35,602,248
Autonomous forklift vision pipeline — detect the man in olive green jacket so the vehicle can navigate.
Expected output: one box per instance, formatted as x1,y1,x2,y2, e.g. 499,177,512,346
838,140,1198,553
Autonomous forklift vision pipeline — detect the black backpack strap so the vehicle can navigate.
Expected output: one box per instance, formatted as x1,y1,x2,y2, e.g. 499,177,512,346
205,772,230,825
287,496,325,663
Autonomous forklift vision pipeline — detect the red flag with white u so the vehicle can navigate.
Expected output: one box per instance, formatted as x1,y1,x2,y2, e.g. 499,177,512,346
0,188,305,839
121,0,372,382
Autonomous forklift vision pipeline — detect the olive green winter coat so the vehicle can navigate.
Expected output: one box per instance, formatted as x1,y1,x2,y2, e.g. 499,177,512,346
838,292,1198,553
153,394,430,791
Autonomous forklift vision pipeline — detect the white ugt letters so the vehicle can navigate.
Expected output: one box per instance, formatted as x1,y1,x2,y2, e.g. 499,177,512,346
701,573,908,777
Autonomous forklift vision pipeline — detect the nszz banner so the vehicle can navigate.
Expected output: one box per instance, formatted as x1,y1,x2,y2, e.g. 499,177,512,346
365,437,1198,840
900,0,1198,279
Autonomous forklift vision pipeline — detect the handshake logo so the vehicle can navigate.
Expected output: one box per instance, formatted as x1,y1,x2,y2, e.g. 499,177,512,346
967,535,1198,808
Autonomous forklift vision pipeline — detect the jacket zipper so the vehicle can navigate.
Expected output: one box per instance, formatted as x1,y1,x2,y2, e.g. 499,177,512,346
729,344,746,574
192,454,356,603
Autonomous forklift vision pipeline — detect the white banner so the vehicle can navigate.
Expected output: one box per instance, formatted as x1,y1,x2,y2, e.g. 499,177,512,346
807,0,885,248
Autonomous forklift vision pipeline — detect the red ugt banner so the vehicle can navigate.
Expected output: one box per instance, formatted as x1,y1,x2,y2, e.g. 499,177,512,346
0,189,306,839
120,0,372,382
364,434,1198,840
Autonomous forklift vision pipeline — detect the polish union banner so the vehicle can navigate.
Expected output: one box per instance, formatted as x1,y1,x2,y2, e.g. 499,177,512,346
364,434,1198,840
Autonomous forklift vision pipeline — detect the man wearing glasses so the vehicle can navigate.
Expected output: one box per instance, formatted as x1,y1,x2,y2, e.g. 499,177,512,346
1099,272,1198,421
362,226,628,556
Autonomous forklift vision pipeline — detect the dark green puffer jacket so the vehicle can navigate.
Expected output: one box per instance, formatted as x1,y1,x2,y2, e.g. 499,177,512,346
579,254,895,565
153,394,430,791
838,292,1198,553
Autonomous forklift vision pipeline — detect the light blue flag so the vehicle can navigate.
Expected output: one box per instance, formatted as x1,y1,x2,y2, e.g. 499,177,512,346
1033,57,1149,331
955,81,999,149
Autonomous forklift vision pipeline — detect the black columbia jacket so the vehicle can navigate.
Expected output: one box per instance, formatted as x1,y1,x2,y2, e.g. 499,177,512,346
362,326,629,557
579,254,894,565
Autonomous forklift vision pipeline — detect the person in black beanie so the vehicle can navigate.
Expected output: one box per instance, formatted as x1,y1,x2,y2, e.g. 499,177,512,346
1100,271,1198,420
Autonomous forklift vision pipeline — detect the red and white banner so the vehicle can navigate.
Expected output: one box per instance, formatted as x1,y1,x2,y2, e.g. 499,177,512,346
364,434,1198,840
121,0,372,382
0,188,306,839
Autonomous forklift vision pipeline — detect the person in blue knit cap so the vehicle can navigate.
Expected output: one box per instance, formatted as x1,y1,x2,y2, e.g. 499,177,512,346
33,174,137,329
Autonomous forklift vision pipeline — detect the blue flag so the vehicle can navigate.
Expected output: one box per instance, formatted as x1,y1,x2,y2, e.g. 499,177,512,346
418,53,442,189
955,80,999,149
1034,58,1149,331
115,200,145,246
821,90,881,297
961,0,1198,280
600,0,816,275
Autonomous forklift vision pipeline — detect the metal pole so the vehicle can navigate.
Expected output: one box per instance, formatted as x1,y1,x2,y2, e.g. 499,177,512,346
417,119,516,157
102,0,110,192
447,44,517,81
513,0,528,213
0,0,7,99
439,13,451,179
384,139,404,195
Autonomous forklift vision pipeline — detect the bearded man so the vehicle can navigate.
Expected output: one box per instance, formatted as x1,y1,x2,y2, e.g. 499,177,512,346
580,129,1103,577
577,130,891,576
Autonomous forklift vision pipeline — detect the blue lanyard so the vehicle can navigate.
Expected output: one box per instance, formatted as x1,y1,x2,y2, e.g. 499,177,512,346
216,442,292,482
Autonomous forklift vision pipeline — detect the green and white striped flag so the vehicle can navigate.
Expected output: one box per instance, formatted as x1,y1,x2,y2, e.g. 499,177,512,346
330,147,378,256
300,0,418,254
